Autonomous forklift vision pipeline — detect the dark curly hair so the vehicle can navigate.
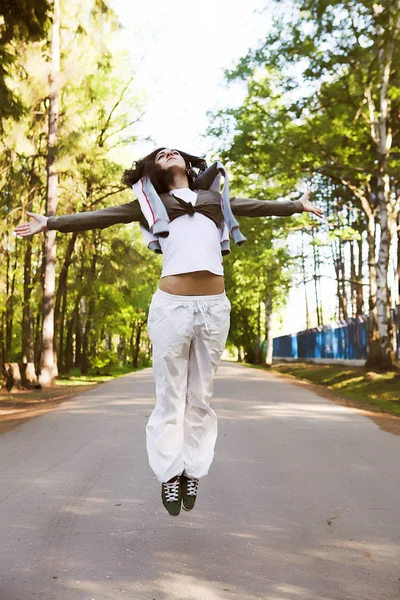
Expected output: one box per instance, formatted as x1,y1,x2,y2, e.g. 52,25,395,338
122,147,208,194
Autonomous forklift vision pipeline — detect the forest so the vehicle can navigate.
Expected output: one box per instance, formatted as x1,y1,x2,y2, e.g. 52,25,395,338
1,0,399,391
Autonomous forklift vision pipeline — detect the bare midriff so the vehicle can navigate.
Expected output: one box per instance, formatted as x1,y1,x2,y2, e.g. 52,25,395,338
159,271,225,296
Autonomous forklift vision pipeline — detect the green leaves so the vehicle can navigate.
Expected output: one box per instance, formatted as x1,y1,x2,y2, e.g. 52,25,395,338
0,0,51,120
0,0,155,373
207,0,400,363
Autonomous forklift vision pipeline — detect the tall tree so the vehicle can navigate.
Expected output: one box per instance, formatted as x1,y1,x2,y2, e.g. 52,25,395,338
39,0,60,386
1,0,149,383
211,0,400,368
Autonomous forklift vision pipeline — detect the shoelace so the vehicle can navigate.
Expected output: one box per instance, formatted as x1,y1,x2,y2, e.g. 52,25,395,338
193,300,210,333
163,478,180,502
185,478,199,497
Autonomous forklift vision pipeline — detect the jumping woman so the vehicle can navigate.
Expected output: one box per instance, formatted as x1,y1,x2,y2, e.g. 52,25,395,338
14,148,323,516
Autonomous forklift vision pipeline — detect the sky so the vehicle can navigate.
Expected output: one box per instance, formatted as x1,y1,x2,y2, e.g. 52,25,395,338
108,0,338,335
109,0,271,156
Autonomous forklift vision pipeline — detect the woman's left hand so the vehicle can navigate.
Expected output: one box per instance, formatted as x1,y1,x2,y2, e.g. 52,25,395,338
299,189,324,218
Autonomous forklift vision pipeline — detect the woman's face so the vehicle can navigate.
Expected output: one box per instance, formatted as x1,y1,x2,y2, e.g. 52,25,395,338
155,148,186,172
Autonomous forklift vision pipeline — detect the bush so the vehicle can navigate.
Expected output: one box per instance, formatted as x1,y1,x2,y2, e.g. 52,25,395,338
91,351,119,376
137,351,152,368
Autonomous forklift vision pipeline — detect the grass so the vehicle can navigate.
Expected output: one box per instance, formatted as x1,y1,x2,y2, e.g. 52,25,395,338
268,361,400,417
57,365,143,385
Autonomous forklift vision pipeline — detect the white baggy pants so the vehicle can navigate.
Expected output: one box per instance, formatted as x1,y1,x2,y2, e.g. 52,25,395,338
146,288,231,483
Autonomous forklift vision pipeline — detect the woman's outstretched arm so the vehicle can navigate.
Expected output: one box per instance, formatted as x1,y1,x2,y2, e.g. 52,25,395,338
14,200,143,237
230,190,323,219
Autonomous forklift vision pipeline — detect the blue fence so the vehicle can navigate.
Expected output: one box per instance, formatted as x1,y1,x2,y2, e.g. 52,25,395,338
273,313,400,361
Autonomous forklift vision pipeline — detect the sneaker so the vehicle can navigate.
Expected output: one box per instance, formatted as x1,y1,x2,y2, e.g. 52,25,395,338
181,475,199,511
161,475,182,516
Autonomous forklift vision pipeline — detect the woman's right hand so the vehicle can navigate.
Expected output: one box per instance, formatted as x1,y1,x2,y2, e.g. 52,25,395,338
14,212,49,237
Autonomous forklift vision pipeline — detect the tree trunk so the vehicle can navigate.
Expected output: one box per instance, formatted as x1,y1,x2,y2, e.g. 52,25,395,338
356,236,364,316
129,320,135,364
80,297,89,374
65,316,74,372
34,310,42,376
264,296,273,367
5,240,18,361
332,241,343,320
349,240,357,318
54,232,77,373
117,335,126,363
255,282,262,363
22,236,34,365
58,285,68,373
364,7,400,369
365,212,380,363
80,237,98,374
301,231,310,329
72,258,84,370
132,322,142,368
39,0,60,386
370,175,398,368
65,302,79,373
81,298,95,374
21,362,39,387
5,243,11,361
4,363,23,392
75,309,82,368
311,230,322,326
397,221,400,306
0,309,5,369
339,240,348,320
20,237,38,386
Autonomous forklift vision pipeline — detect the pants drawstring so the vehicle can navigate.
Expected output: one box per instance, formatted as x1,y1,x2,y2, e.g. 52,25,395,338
194,300,210,333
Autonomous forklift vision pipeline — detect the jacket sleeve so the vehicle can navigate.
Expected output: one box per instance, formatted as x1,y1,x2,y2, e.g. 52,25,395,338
230,197,304,217
46,200,143,233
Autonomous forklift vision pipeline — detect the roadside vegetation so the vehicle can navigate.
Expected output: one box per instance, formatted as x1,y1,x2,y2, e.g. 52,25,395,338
270,362,400,418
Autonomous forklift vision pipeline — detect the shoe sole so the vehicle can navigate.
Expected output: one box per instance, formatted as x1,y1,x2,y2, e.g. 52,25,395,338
163,508,181,516
162,503,181,517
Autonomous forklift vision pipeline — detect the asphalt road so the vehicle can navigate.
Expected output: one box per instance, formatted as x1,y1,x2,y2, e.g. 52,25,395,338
0,363,399,600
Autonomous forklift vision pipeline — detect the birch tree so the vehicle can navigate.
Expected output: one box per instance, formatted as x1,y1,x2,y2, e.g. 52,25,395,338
39,0,60,386
365,2,400,367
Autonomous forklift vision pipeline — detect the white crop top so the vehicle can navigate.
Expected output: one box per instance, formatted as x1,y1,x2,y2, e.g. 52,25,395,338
159,188,224,278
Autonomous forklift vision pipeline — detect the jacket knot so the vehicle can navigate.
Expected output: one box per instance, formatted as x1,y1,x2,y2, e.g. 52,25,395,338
172,194,196,216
